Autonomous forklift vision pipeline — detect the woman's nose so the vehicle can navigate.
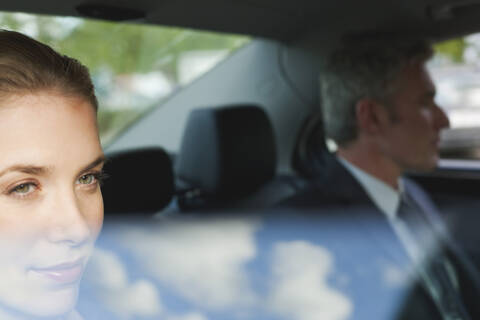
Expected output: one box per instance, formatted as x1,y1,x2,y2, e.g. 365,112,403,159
45,189,91,247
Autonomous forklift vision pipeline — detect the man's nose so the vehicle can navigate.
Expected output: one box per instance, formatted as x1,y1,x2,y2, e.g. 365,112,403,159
45,189,91,246
434,103,450,130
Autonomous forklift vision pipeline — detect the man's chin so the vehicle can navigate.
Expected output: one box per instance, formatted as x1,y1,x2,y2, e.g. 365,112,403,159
407,156,439,173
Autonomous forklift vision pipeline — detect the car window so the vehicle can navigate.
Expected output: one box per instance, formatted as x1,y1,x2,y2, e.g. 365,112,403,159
430,34,480,160
0,11,249,146
82,214,410,320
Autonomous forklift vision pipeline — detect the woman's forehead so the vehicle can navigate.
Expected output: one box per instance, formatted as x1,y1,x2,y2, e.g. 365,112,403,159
0,92,102,172
0,92,95,115
0,92,97,128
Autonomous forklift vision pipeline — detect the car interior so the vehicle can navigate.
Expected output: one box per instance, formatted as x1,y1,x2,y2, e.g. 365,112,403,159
3,0,480,319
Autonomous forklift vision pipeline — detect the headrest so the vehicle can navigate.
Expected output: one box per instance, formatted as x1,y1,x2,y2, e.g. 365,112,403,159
292,113,328,178
102,147,174,215
176,105,276,198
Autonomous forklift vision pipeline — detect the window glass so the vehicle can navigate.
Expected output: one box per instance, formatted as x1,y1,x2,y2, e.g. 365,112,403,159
430,36,480,160
0,12,250,145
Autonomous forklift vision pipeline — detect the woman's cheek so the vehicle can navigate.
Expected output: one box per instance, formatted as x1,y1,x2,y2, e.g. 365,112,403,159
0,201,38,235
79,189,104,240
0,203,42,262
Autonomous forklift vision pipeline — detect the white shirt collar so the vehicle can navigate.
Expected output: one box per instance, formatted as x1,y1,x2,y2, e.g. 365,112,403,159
337,156,403,220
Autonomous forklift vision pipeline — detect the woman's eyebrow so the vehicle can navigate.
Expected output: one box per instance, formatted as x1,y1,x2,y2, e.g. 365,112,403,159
77,155,106,175
0,165,52,178
0,155,106,179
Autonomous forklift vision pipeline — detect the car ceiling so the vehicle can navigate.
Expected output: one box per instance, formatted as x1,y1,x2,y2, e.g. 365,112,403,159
4,0,480,42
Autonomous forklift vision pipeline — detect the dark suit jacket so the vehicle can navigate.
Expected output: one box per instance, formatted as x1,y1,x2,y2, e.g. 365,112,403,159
280,153,480,320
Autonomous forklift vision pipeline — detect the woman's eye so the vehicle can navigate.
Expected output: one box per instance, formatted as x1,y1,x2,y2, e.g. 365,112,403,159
78,174,96,185
10,183,35,195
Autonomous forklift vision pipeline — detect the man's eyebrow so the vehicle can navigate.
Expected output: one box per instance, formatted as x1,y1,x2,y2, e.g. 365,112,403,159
420,90,436,103
77,155,107,175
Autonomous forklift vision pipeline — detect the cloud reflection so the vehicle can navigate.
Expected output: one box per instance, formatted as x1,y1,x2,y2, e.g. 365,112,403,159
84,248,163,318
267,241,353,320
166,312,209,320
85,219,356,320
119,218,261,311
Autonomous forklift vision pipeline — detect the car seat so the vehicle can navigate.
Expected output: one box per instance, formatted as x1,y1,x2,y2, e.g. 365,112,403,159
175,104,297,212
102,147,174,218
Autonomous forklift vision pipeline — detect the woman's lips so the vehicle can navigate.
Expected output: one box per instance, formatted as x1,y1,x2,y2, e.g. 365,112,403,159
30,259,84,284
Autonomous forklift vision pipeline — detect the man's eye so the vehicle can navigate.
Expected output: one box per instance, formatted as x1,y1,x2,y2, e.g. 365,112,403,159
78,174,96,185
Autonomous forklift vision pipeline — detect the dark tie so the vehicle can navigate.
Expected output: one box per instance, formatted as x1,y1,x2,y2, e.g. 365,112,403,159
397,192,470,320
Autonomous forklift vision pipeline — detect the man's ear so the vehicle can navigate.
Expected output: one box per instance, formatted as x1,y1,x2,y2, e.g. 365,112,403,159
355,98,389,135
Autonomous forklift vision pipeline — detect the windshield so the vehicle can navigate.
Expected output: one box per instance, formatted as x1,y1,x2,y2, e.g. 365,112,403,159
0,12,250,145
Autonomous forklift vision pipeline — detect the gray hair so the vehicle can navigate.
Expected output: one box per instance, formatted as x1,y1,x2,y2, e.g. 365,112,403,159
321,40,433,146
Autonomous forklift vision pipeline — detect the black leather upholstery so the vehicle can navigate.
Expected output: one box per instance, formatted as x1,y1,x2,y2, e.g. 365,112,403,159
291,112,329,178
176,105,276,209
102,147,174,215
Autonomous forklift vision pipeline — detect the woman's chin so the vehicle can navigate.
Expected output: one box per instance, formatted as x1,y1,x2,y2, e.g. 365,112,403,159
2,285,79,319
34,286,79,317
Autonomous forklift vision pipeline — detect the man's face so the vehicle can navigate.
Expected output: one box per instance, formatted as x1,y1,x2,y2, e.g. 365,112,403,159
377,61,450,172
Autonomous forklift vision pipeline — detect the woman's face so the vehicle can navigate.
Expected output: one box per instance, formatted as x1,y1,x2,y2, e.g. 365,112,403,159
0,92,104,318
